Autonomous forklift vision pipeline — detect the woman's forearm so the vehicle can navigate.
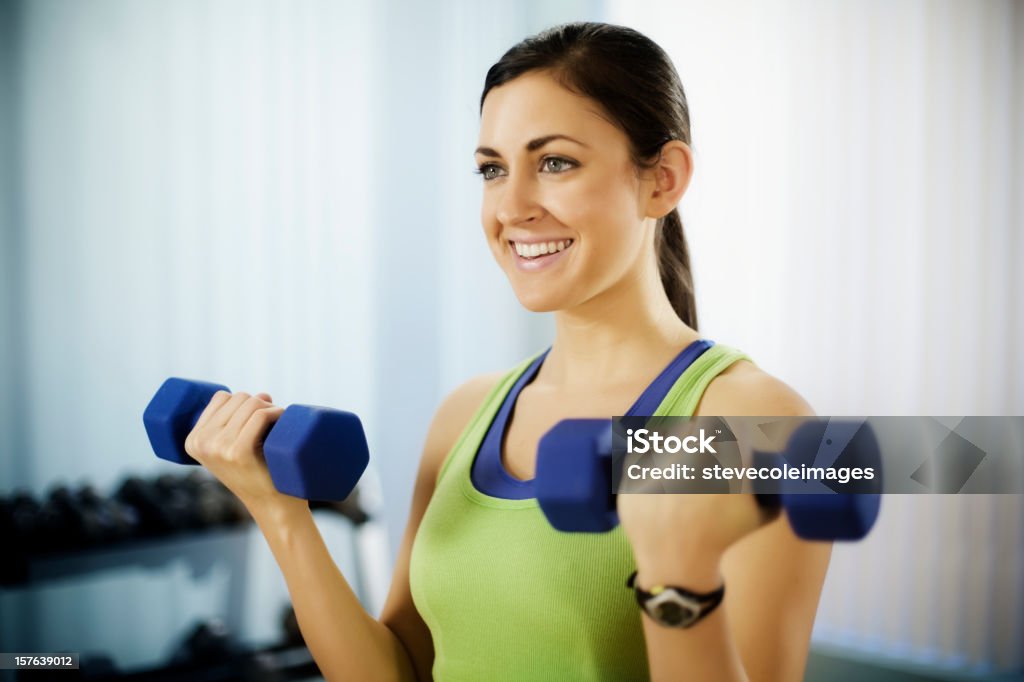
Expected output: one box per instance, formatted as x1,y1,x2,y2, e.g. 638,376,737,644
249,502,417,682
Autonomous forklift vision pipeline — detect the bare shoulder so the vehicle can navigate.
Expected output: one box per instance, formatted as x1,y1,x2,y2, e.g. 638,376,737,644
694,360,816,417
421,371,507,476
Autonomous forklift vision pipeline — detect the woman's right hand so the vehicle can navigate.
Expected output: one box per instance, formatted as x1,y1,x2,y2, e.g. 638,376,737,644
183,390,306,516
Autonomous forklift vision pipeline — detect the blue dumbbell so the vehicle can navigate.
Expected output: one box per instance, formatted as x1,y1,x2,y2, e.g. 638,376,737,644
143,378,369,502
535,418,881,541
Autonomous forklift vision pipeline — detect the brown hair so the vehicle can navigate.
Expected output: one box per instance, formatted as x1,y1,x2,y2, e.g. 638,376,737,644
480,22,698,329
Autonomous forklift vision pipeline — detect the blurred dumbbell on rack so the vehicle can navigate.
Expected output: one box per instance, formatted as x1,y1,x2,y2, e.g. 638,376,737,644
185,469,249,528
2,468,369,565
171,618,239,666
112,471,250,542
4,491,41,555
43,484,139,551
76,484,140,545
309,488,370,526
169,618,291,682
113,475,182,539
3,484,135,555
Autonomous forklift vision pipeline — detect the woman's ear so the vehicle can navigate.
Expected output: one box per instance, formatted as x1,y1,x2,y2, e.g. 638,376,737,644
644,140,693,220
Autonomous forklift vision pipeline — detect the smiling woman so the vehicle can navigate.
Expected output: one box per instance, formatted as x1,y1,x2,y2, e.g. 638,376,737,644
179,21,828,682
395,22,828,682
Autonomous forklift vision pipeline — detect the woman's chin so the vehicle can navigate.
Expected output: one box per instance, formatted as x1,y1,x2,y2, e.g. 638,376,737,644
513,289,565,313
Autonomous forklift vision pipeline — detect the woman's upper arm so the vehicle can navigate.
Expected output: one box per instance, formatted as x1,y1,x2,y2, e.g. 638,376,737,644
377,372,504,682
698,366,832,681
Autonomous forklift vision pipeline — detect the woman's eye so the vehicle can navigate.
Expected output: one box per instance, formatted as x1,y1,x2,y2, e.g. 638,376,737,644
474,164,504,181
542,157,575,173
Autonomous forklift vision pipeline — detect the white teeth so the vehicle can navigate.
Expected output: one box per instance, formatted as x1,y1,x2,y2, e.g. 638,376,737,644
512,239,573,259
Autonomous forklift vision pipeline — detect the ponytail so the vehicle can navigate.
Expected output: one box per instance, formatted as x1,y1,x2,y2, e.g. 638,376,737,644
655,209,698,330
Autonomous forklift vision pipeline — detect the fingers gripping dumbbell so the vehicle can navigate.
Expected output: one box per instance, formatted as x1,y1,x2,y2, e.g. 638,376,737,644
535,419,882,541
143,378,369,502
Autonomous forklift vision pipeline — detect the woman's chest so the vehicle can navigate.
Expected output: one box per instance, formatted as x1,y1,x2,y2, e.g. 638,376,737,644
500,386,640,480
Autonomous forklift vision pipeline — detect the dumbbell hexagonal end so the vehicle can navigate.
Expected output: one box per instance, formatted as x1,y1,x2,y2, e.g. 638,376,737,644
263,406,370,501
781,493,881,540
780,419,883,540
144,378,230,465
536,419,616,533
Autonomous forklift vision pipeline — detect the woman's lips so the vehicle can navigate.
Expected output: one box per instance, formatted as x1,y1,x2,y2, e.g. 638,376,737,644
509,240,574,272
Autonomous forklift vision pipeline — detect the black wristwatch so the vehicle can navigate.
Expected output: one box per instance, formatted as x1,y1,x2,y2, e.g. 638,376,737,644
626,571,725,629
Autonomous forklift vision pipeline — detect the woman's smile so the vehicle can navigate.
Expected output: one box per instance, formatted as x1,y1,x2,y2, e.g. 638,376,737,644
509,238,575,271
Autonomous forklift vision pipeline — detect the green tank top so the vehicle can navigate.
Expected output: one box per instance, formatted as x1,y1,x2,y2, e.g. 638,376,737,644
409,344,753,681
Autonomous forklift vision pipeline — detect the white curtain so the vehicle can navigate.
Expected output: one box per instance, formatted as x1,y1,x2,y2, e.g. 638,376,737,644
609,0,1023,673
0,0,601,667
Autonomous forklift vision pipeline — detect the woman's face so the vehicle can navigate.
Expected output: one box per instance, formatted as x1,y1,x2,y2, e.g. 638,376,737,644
476,70,654,313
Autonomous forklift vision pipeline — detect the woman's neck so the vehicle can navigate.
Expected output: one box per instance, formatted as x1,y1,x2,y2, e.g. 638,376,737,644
538,262,700,392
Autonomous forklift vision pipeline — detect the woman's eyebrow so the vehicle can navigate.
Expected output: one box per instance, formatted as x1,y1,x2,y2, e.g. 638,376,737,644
474,134,589,159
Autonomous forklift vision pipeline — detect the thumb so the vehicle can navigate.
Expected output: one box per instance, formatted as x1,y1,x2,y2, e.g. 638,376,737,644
255,392,273,404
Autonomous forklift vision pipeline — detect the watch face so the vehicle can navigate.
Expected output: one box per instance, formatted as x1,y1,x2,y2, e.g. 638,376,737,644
646,591,701,628
655,602,696,627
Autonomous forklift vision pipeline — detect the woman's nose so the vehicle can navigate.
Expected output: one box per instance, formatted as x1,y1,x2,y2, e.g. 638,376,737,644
494,172,543,226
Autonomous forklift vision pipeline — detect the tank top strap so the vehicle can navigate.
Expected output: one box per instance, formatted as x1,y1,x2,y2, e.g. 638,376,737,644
652,342,755,417
471,349,550,496
434,350,546,487
624,338,715,417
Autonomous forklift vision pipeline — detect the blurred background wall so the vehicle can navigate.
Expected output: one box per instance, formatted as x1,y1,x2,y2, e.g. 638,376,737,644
0,0,1020,679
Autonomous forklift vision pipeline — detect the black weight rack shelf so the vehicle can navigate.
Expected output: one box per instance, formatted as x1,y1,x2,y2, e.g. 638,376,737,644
2,473,373,682
1,479,369,588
